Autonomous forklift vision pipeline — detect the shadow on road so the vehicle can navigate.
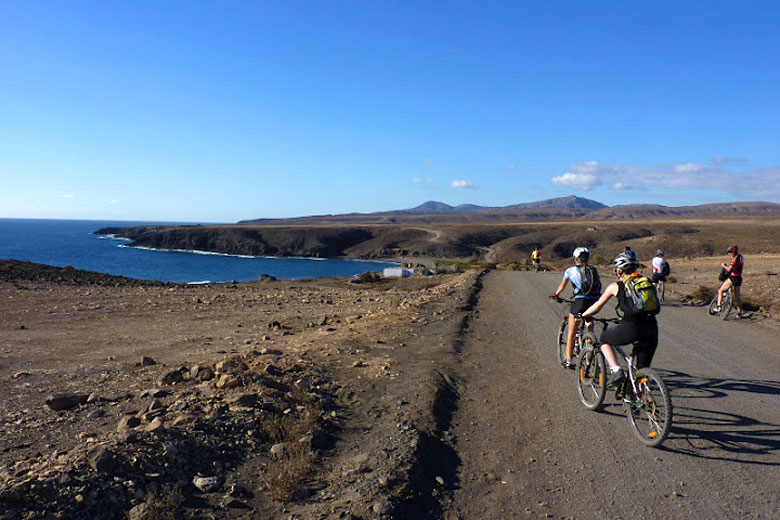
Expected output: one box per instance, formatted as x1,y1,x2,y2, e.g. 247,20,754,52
658,369,780,464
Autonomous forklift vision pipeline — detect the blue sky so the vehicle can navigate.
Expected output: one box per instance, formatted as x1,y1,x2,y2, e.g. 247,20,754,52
1,1,778,222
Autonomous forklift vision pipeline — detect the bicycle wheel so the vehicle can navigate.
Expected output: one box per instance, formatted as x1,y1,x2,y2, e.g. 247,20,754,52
626,368,673,447
556,318,568,366
719,290,733,320
575,334,607,411
708,296,719,315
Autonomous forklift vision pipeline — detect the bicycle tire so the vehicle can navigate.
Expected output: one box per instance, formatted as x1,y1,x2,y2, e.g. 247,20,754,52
708,296,719,316
556,318,568,367
575,334,606,411
720,290,733,320
626,367,673,447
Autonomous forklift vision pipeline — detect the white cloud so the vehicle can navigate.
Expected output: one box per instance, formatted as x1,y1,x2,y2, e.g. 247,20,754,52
611,182,646,191
451,179,479,189
505,164,518,170
550,157,780,202
674,163,707,173
712,156,747,164
62,193,75,199
551,172,600,190
412,177,435,184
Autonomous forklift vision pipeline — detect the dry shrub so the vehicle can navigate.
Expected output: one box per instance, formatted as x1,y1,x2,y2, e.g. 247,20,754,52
262,442,317,501
131,485,187,520
667,275,677,283
690,285,715,302
261,412,319,501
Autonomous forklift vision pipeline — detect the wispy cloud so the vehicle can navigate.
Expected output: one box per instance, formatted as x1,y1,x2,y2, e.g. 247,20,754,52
505,164,518,170
712,156,747,164
451,179,479,189
611,182,646,191
412,177,435,185
550,158,780,201
62,193,75,199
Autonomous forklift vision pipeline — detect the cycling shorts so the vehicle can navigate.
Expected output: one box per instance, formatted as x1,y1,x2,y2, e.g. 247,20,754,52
729,275,743,287
570,298,597,316
651,273,667,283
600,318,658,369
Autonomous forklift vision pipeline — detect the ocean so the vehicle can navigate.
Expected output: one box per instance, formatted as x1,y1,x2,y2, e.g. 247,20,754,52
0,219,399,283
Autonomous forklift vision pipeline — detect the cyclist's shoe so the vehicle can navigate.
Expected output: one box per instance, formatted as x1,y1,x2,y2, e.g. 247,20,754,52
712,306,721,313
561,359,575,370
607,368,626,388
736,312,745,320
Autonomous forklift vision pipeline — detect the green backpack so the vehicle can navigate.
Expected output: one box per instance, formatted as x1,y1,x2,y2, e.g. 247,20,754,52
624,274,660,316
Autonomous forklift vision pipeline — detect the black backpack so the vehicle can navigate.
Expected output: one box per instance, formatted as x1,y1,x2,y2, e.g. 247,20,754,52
661,261,670,276
577,265,602,298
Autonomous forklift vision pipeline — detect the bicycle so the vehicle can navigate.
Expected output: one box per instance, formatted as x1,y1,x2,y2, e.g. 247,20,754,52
708,286,733,320
552,297,593,368
655,278,665,302
574,317,673,448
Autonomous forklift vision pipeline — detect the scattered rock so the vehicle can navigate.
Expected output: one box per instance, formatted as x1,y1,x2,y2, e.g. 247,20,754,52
144,417,164,432
45,392,88,411
193,475,223,493
216,374,240,389
87,447,118,474
117,415,141,432
159,369,183,385
141,356,156,366
215,358,247,375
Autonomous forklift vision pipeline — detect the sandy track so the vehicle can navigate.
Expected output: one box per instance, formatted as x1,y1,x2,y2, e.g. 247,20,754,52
444,271,779,519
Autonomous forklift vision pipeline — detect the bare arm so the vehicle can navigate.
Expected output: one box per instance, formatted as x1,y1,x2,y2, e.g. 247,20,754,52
581,281,619,318
553,277,568,298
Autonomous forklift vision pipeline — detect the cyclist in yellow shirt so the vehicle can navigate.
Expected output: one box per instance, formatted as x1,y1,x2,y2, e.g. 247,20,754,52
531,248,541,271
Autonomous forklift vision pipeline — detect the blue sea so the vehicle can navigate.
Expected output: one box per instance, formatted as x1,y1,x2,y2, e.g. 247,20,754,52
0,219,399,283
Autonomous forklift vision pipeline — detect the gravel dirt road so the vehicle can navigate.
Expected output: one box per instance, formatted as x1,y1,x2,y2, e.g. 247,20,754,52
445,271,779,520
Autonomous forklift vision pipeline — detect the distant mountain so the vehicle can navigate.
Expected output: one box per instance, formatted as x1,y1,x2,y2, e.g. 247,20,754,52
384,195,606,215
503,195,608,210
237,197,780,226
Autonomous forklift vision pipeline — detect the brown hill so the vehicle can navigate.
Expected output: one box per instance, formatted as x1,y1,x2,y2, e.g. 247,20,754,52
97,215,780,264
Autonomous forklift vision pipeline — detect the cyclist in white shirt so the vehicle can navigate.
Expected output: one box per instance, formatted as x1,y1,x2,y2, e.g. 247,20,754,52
651,249,668,287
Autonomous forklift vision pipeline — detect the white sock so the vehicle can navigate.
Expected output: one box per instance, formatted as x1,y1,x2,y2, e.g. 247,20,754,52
611,366,621,373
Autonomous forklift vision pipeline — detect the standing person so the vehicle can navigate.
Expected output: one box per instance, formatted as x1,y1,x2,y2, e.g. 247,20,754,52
651,249,669,286
714,245,744,319
551,247,601,368
581,250,659,385
531,248,541,271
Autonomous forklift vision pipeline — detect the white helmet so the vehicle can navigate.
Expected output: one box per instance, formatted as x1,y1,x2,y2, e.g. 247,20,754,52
573,247,590,261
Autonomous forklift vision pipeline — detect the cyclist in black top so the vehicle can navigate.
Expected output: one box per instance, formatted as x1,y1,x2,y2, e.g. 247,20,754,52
581,251,658,386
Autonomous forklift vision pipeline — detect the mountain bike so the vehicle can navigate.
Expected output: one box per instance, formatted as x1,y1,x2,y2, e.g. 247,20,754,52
575,317,673,448
552,297,590,367
655,278,665,302
708,286,733,320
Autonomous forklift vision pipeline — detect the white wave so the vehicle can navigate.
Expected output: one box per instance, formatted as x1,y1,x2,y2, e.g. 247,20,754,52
187,280,213,285
98,234,132,241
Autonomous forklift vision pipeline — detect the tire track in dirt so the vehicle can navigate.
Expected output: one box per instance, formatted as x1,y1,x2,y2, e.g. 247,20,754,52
390,271,486,518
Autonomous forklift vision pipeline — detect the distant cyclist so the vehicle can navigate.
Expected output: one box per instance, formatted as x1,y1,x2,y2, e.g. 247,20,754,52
581,250,659,386
651,249,669,287
714,245,744,319
551,247,601,368
531,248,541,271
